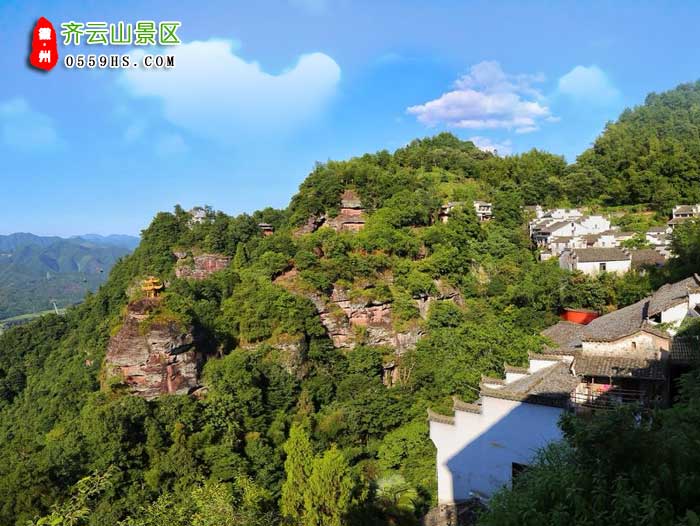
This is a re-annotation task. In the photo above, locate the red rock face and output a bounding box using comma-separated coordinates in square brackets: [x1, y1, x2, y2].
[105, 299, 200, 399]
[175, 253, 232, 280]
[327, 209, 367, 232]
[308, 286, 422, 352]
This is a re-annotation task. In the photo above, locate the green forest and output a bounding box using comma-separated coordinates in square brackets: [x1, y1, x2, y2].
[1, 82, 700, 526]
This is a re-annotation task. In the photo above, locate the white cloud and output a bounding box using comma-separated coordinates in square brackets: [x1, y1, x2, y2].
[0, 98, 60, 152]
[468, 136, 512, 156]
[407, 61, 552, 134]
[121, 39, 341, 142]
[557, 65, 619, 104]
[155, 133, 189, 157]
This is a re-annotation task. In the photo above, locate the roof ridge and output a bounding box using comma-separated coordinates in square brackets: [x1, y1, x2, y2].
[480, 374, 506, 385]
[452, 396, 482, 414]
[504, 364, 529, 374]
[427, 408, 455, 425]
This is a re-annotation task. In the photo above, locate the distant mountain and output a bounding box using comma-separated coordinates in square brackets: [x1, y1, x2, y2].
[0, 233, 139, 319]
[71, 234, 140, 250]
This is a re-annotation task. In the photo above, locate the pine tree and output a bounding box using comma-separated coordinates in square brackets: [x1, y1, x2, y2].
[280, 423, 314, 524]
[302, 446, 358, 526]
[233, 242, 249, 269]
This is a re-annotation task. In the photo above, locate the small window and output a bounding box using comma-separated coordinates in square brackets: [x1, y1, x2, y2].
[600, 262, 607, 271]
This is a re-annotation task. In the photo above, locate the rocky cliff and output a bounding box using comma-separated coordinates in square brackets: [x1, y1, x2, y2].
[174, 252, 232, 280]
[104, 298, 200, 399]
[275, 268, 464, 356]
[305, 285, 422, 352]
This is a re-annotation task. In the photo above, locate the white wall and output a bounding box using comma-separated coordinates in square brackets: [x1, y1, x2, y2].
[579, 216, 611, 233]
[660, 302, 690, 326]
[576, 259, 630, 275]
[430, 397, 563, 503]
[581, 331, 669, 355]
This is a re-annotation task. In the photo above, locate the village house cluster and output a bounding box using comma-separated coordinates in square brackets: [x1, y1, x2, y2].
[527, 205, 700, 276]
[429, 273, 700, 507]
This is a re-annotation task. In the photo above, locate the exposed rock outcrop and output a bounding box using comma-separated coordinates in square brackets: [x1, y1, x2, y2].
[310, 285, 423, 353]
[294, 214, 327, 236]
[104, 298, 200, 399]
[175, 253, 232, 280]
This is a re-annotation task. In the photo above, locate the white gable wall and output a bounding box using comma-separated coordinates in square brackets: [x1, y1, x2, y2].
[575, 259, 631, 275]
[430, 397, 564, 503]
[660, 302, 691, 326]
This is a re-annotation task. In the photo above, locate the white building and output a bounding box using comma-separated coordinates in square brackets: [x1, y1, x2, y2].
[439, 201, 493, 223]
[646, 226, 670, 245]
[429, 274, 700, 505]
[188, 206, 208, 224]
[559, 247, 631, 275]
[530, 210, 611, 256]
[672, 204, 700, 219]
[429, 358, 572, 502]
[473, 201, 493, 222]
[668, 204, 700, 231]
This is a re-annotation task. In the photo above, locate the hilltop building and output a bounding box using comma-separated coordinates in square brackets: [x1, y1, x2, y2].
[473, 201, 493, 222]
[668, 204, 700, 230]
[188, 207, 208, 224]
[429, 274, 700, 504]
[258, 223, 274, 236]
[141, 276, 164, 298]
[439, 201, 493, 223]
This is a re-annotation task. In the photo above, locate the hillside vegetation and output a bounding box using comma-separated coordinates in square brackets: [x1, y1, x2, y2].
[0, 82, 699, 526]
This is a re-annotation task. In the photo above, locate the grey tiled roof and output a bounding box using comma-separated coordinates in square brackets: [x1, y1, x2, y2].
[668, 217, 692, 225]
[581, 299, 653, 342]
[674, 205, 698, 215]
[631, 249, 666, 269]
[573, 247, 630, 263]
[481, 362, 579, 408]
[573, 355, 667, 380]
[541, 321, 586, 352]
[578, 275, 698, 342]
[670, 337, 700, 363]
[541, 220, 573, 233]
[647, 274, 700, 316]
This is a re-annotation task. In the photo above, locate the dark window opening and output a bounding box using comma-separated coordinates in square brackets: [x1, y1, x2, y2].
[512, 462, 529, 481]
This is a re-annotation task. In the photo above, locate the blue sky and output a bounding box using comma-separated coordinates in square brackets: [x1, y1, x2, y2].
[1, 0, 698, 236]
